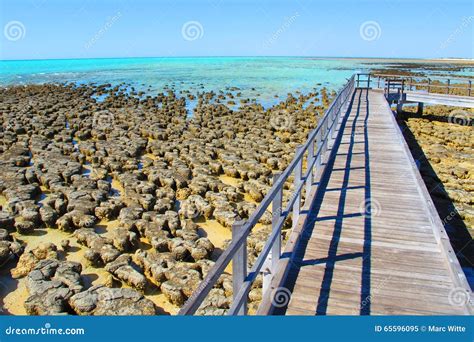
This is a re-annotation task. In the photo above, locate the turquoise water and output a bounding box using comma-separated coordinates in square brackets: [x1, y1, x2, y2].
[0, 57, 472, 107]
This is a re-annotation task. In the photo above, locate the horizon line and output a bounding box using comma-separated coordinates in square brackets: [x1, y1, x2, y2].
[1, 55, 473, 63]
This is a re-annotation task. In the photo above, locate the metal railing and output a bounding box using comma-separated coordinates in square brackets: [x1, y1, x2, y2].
[371, 73, 473, 96]
[356, 73, 371, 88]
[179, 75, 356, 315]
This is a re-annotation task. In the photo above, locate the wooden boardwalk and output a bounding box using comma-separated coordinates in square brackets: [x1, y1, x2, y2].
[180, 76, 472, 317]
[271, 89, 471, 315]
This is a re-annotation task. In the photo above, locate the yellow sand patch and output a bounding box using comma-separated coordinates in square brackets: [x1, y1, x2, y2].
[143, 153, 157, 160]
[196, 218, 231, 251]
[219, 175, 241, 188]
[2, 277, 28, 315]
[0, 195, 6, 208]
[219, 175, 258, 203]
[94, 219, 121, 239]
[143, 287, 179, 315]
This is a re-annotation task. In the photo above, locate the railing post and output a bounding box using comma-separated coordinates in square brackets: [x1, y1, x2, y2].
[232, 221, 247, 315]
[262, 173, 283, 296]
[316, 129, 323, 167]
[446, 79, 450, 94]
[321, 118, 328, 161]
[356, 74, 360, 88]
[468, 80, 471, 97]
[427, 78, 431, 93]
[292, 146, 303, 229]
[417, 102, 424, 116]
[367, 74, 371, 88]
[330, 111, 337, 140]
[322, 116, 328, 138]
[331, 97, 343, 139]
[330, 98, 338, 126]
[306, 140, 314, 197]
[396, 80, 404, 115]
[271, 173, 282, 272]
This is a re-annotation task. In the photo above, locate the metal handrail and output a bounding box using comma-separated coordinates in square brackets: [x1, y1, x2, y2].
[372, 73, 474, 82]
[371, 74, 473, 96]
[178, 75, 356, 315]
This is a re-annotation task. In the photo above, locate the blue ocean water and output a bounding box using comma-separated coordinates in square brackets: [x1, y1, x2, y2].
[0, 57, 472, 107]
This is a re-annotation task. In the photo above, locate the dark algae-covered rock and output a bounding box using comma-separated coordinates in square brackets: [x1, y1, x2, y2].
[0, 81, 331, 315]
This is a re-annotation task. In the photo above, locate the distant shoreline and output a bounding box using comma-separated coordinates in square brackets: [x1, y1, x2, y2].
[306, 57, 474, 64]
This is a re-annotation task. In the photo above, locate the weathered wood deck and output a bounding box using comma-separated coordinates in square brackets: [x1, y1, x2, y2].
[270, 88, 471, 315]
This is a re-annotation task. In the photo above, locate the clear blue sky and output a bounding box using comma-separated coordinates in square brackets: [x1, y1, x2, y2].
[1, 0, 473, 60]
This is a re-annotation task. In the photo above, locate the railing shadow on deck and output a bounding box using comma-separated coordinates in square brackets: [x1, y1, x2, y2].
[272, 88, 374, 315]
[397, 116, 474, 289]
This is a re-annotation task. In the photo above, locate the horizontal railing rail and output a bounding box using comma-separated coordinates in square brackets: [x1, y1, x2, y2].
[370, 73, 473, 96]
[372, 73, 474, 82]
[178, 75, 356, 315]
